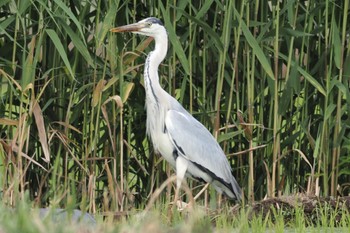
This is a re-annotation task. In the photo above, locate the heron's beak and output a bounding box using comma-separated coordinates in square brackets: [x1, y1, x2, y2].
[110, 22, 147, 33]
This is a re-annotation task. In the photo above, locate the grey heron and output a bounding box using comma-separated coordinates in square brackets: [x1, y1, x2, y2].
[111, 17, 242, 201]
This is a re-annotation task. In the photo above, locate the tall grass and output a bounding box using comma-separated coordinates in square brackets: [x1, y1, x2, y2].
[1, 199, 349, 232]
[0, 0, 349, 215]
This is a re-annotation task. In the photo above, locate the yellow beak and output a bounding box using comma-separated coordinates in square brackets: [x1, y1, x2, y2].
[110, 22, 147, 33]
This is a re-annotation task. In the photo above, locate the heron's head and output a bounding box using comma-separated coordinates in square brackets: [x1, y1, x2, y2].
[110, 17, 166, 39]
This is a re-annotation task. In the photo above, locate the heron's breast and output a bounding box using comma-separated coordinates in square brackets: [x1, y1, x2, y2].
[146, 105, 176, 167]
[156, 132, 176, 167]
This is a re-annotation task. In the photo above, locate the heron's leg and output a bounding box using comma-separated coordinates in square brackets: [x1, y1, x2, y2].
[174, 156, 188, 209]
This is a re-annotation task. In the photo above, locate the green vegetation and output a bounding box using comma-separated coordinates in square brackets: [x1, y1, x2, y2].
[0, 197, 350, 232]
[0, 0, 349, 230]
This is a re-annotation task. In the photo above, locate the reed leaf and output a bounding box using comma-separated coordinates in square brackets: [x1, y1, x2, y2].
[0, 0, 349, 213]
[46, 29, 75, 81]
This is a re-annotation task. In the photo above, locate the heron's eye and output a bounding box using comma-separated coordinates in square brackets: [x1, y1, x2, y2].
[147, 22, 152, 27]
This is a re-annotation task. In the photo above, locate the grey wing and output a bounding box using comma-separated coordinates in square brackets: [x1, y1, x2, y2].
[165, 109, 240, 197]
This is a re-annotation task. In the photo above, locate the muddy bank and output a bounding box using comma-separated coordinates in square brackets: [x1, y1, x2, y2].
[242, 195, 350, 225]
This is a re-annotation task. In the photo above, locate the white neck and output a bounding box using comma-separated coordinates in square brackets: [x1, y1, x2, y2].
[144, 32, 168, 100]
[153, 34, 168, 63]
[144, 30, 169, 143]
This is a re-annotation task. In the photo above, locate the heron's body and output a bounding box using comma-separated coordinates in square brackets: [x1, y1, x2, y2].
[111, 17, 241, 200]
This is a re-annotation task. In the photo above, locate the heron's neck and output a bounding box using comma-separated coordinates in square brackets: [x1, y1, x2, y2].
[153, 36, 167, 64]
[144, 35, 168, 101]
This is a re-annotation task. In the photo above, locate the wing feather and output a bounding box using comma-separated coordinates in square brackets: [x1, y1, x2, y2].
[165, 109, 233, 184]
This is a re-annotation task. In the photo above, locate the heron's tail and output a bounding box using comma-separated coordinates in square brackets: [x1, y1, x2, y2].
[229, 175, 242, 201]
[212, 175, 242, 201]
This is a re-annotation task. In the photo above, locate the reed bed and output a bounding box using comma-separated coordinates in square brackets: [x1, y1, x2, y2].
[0, 0, 349, 220]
